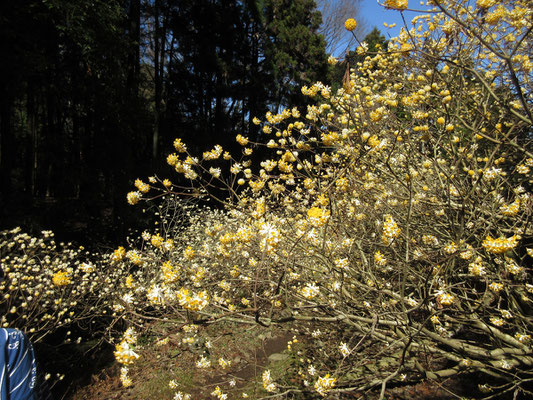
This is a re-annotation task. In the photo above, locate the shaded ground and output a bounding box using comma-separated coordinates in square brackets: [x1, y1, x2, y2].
[35, 339, 116, 400]
[58, 321, 523, 400]
[69, 322, 295, 400]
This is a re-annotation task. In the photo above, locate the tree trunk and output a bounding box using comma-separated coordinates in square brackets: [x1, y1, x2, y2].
[0, 88, 14, 208]
[152, 0, 161, 164]
[127, 0, 141, 95]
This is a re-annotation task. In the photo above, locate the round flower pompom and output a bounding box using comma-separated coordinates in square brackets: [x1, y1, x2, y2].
[344, 18, 357, 32]
[307, 206, 330, 228]
[52, 271, 71, 286]
[127, 191, 141, 205]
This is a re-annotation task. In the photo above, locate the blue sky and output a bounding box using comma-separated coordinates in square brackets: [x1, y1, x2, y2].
[360, 1, 427, 40]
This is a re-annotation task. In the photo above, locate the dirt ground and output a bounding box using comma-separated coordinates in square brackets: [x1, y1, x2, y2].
[48, 322, 521, 400]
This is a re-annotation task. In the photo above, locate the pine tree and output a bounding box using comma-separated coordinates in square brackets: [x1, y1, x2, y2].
[262, 0, 329, 110]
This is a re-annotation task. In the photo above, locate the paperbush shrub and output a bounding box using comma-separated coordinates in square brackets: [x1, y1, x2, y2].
[113, 0, 533, 398]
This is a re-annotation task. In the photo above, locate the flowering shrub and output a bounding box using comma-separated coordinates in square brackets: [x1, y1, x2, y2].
[120, 0, 533, 397]
[0, 227, 130, 344]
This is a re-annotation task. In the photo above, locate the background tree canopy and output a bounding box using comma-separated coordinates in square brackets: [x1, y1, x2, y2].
[0, 0, 333, 244]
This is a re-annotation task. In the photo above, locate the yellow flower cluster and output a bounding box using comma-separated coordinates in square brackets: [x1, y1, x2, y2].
[443, 242, 458, 254]
[134, 179, 150, 194]
[146, 284, 166, 305]
[262, 370, 277, 392]
[218, 357, 231, 369]
[114, 333, 139, 365]
[203, 144, 223, 160]
[124, 275, 135, 289]
[127, 191, 141, 205]
[259, 223, 281, 253]
[161, 261, 180, 283]
[112, 246, 126, 261]
[196, 355, 211, 368]
[117, 367, 132, 387]
[482, 235, 519, 254]
[515, 333, 531, 344]
[126, 250, 143, 265]
[52, 270, 71, 287]
[177, 287, 209, 311]
[327, 55, 338, 65]
[183, 246, 195, 259]
[235, 134, 249, 146]
[505, 259, 523, 275]
[437, 292, 455, 306]
[477, 0, 497, 9]
[339, 342, 350, 357]
[382, 215, 401, 243]
[307, 207, 330, 228]
[315, 374, 336, 397]
[384, 0, 408, 10]
[210, 386, 227, 400]
[167, 153, 179, 166]
[151, 233, 164, 248]
[334, 257, 349, 269]
[422, 235, 439, 246]
[489, 282, 504, 292]
[500, 199, 520, 216]
[301, 283, 320, 299]
[344, 18, 357, 31]
[173, 138, 187, 153]
[374, 251, 387, 266]
[468, 257, 486, 276]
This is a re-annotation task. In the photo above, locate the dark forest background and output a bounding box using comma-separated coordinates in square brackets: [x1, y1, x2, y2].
[0, 0, 378, 246]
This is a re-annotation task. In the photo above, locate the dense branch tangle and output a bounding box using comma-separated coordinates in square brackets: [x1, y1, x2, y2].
[118, 1, 533, 398]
